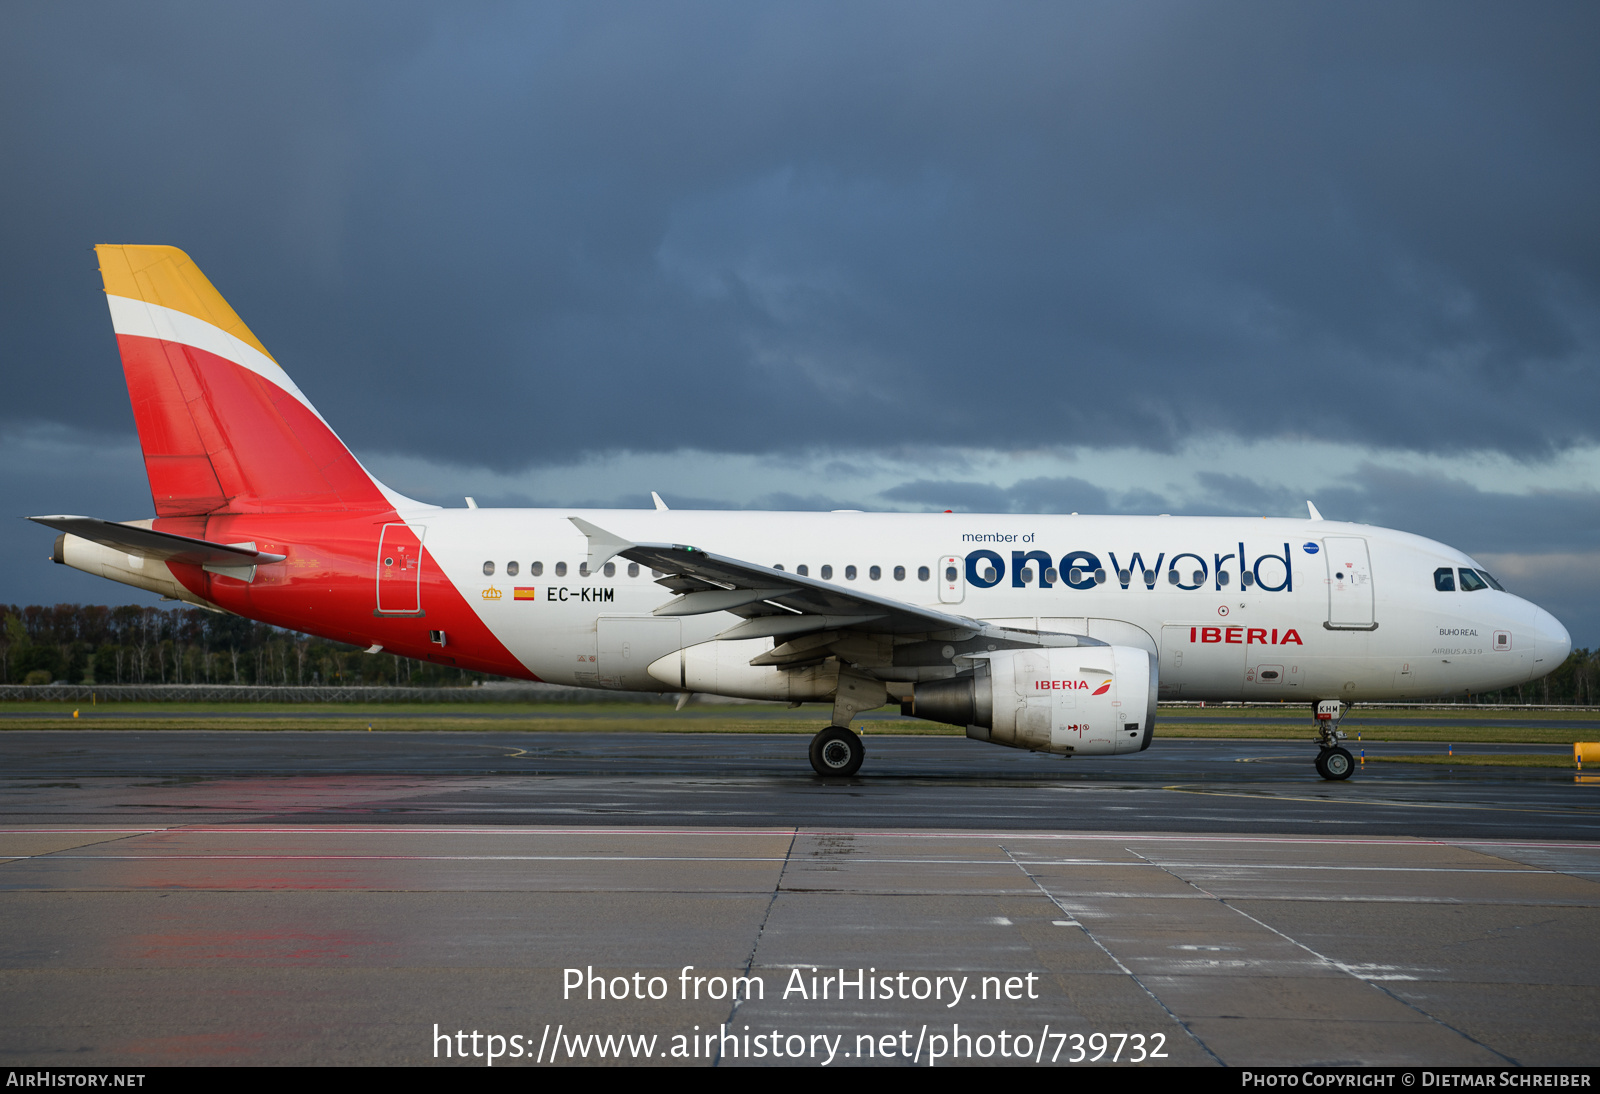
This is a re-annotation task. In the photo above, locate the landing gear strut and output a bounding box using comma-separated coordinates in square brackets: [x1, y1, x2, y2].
[1312, 699, 1354, 781]
[809, 726, 865, 777]
[808, 668, 884, 777]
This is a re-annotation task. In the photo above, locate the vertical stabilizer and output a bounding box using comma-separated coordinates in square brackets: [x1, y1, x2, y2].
[96, 245, 411, 515]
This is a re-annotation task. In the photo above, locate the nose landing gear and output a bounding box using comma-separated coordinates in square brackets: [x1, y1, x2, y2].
[1313, 699, 1355, 781]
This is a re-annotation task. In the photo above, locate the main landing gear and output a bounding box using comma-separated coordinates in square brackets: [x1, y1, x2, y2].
[809, 726, 865, 777]
[1313, 699, 1354, 781]
[807, 668, 884, 777]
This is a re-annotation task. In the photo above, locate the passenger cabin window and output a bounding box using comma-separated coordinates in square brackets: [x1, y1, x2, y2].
[1240, 571, 1254, 587]
[627, 563, 639, 577]
[579, 562, 590, 577]
[820, 565, 833, 580]
[797, 565, 809, 577]
[1458, 568, 1488, 592]
[482, 561, 495, 576]
[868, 565, 881, 580]
[602, 562, 615, 577]
[845, 565, 857, 580]
[773, 564, 785, 571]
[1044, 567, 1058, 584]
[944, 566, 957, 582]
[1434, 567, 1455, 592]
[531, 561, 544, 576]
[1020, 568, 1034, 584]
[894, 566, 906, 581]
[917, 566, 929, 581]
[506, 561, 519, 576]
[555, 562, 568, 577]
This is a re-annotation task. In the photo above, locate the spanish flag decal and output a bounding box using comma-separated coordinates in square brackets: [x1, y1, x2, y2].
[514, 587, 537, 601]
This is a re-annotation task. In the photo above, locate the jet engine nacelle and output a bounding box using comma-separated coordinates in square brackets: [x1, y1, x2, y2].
[905, 645, 1156, 755]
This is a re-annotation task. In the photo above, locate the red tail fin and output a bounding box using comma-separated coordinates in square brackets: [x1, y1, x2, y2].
[96, 245, 394, 515]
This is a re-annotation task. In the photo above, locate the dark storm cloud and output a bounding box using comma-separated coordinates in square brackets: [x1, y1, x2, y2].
[1, 2, 1596, 469]
[863, 464, 1600, 558]
[1314, 466, 1600, 557]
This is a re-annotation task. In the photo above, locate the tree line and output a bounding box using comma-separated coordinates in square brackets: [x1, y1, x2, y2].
[1, 603, 489, 688]
[0, 602, 1595, 703]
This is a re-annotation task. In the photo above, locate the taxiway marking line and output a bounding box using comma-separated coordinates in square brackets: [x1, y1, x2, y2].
[3, 827, 1600, 849]
[7, 855, 1570, 873]
[1159, 785, 1600, 818]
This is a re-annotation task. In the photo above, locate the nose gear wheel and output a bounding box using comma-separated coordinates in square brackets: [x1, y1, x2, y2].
[1316, 746, 1354, 781]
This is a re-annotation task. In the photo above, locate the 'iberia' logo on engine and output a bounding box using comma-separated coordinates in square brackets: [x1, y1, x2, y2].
[1037, 677, 1113, 696]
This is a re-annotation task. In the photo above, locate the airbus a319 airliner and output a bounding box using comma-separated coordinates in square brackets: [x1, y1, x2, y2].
[34, 246, 1572, 779]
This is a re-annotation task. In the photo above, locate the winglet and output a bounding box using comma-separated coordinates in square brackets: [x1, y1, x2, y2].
[568, 517, 636, 572]
[1306, 500, 1324, 521]
[651, 491, 670, 511]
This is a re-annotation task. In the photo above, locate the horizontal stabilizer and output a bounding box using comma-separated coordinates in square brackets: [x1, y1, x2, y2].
[28, 515, 286, 567]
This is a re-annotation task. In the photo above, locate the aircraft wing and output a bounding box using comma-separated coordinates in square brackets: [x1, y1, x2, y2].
[28, 515, 287, 567]
[570, 517, 985, 641]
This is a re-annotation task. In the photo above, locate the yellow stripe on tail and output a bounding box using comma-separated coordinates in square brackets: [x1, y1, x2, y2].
[95, 244, 276, 363]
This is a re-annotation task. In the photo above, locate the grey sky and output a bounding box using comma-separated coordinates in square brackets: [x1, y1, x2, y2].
[2, 3, 1597, 640]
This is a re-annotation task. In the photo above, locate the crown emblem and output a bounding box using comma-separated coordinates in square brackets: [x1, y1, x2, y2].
[481, 585, 502, 600]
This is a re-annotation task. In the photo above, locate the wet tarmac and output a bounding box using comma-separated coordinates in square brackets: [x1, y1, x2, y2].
[1, 732, 1596, 1067]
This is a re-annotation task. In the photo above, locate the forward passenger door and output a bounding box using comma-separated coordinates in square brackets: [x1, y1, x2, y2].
[1323, 536, 1376, 629]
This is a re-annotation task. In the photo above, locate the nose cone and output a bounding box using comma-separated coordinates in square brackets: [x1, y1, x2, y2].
[1528, 604, 1572, 679]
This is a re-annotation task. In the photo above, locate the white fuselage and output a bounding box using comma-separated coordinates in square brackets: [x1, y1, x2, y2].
[411, 508, 1571, 703]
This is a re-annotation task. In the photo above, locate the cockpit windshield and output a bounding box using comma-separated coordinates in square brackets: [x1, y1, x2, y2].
[1434, 567, 1455, 592]
[1477, 570, 1505, 591]
[1458, 568, 1489, 592]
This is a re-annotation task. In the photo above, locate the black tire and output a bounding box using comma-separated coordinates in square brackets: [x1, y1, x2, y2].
[809, 726, 864, 777]
[1316, 746, 1354, 781]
